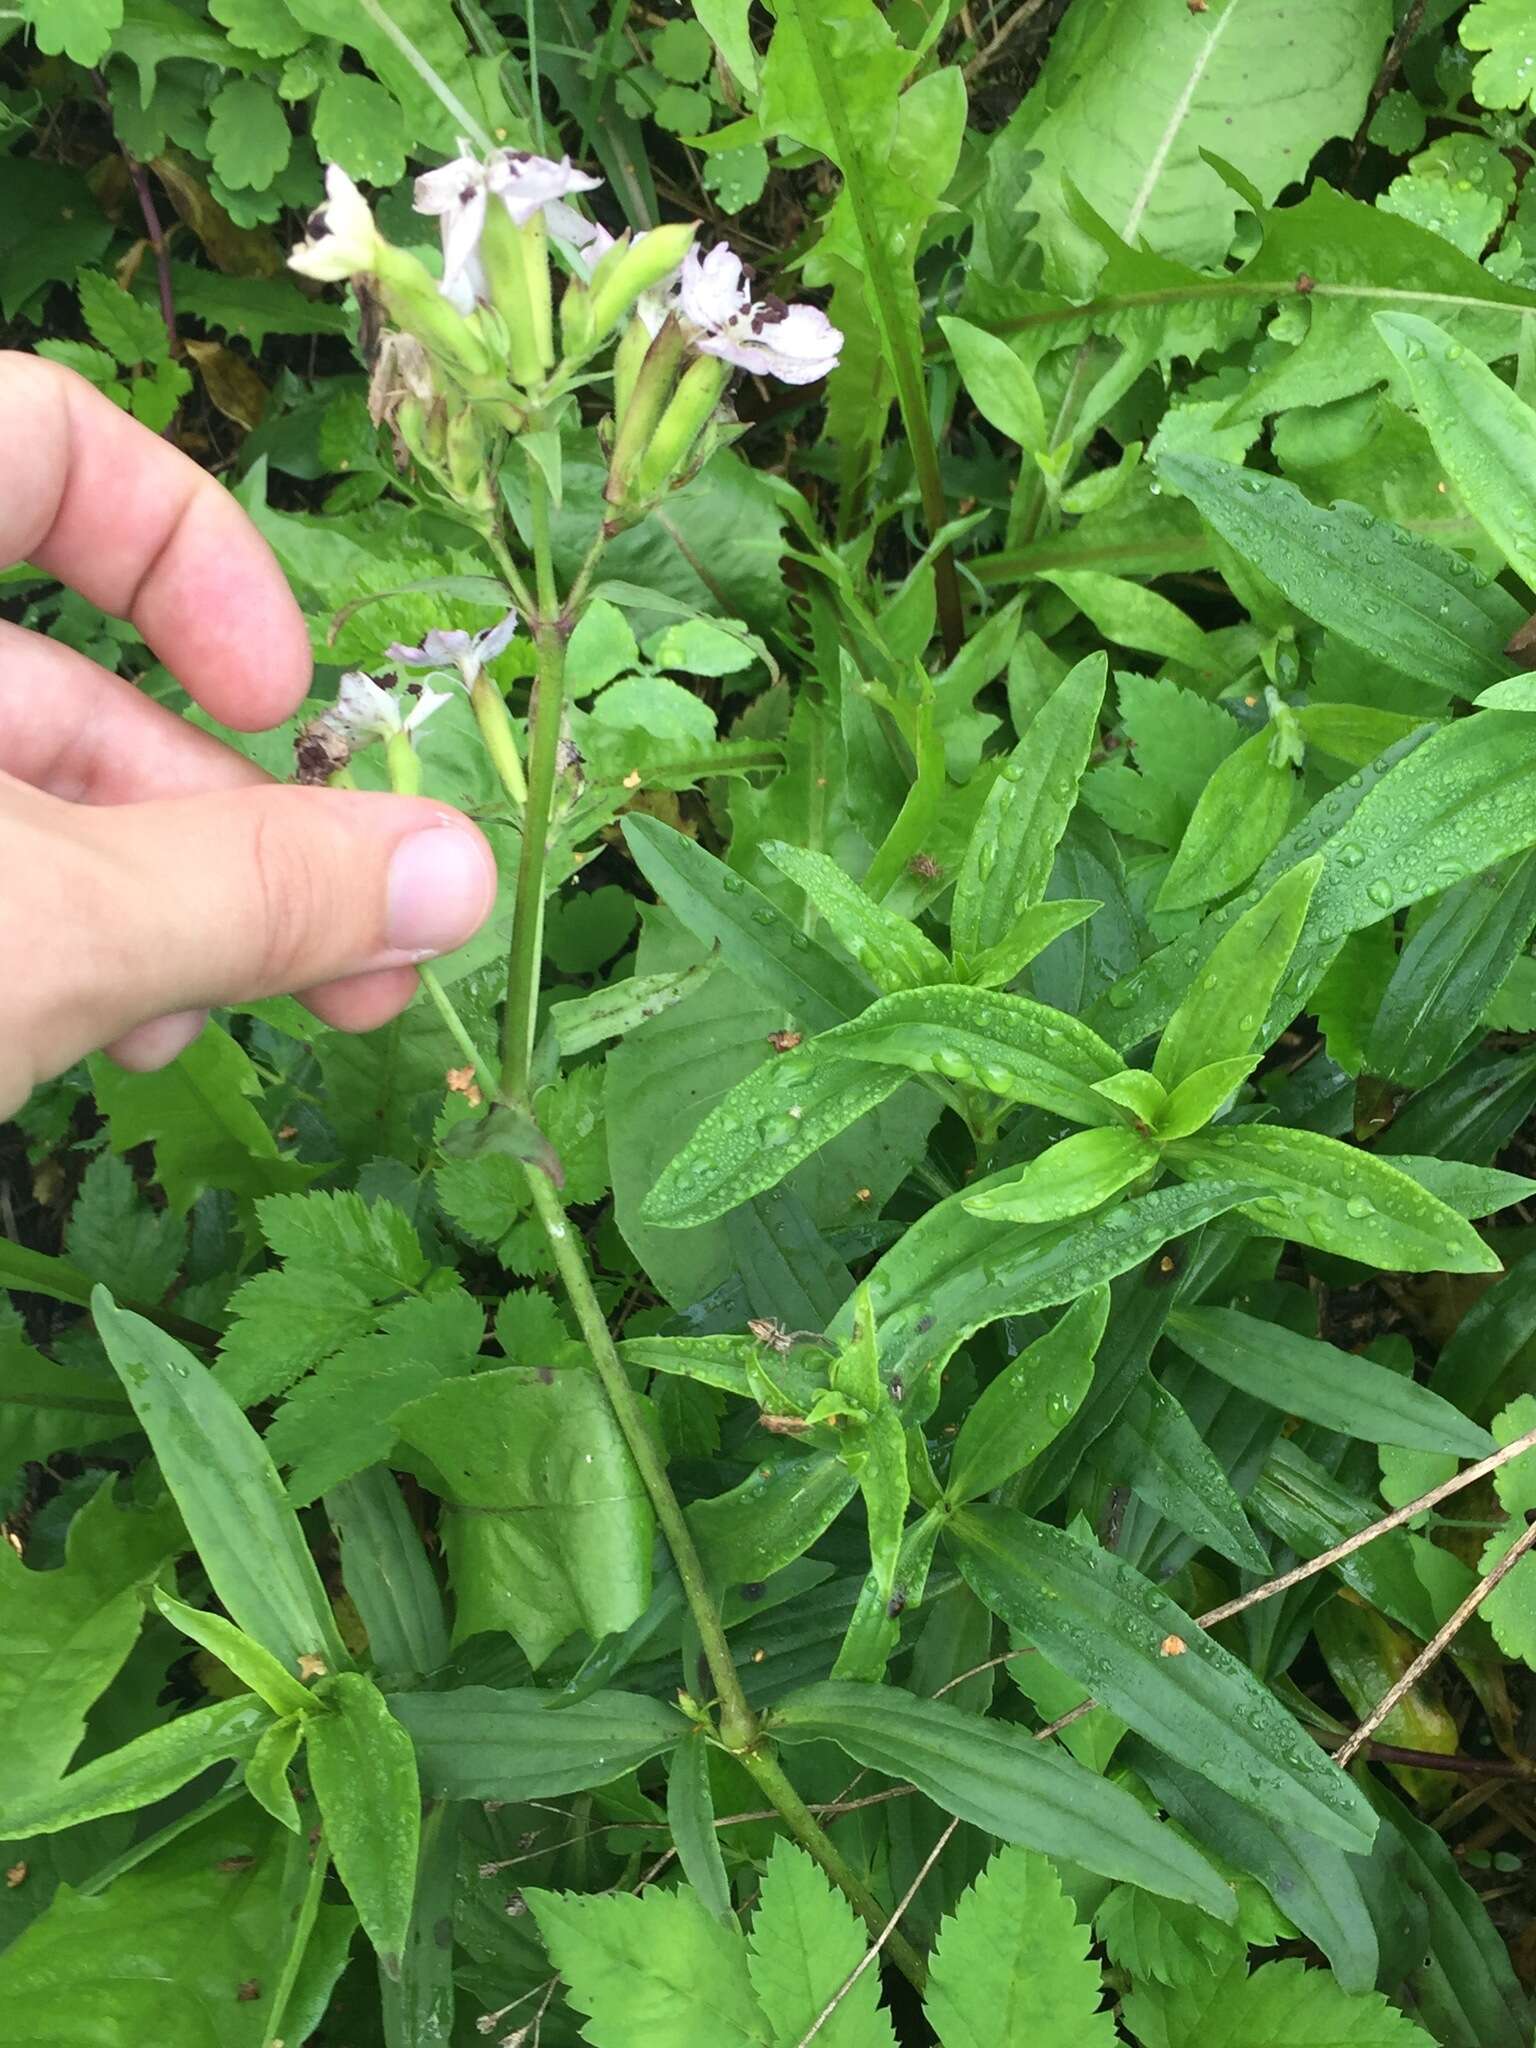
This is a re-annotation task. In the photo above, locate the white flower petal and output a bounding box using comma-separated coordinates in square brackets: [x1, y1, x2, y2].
[490, 150, 603, 228]
[332, 669, 404, 741]
[706, 301, 844, 386]
[402, 683, 456, 734]
[288, 164, 378, 281]
[678, 241, 749, 330]
[413, 154, 485, 216]
[471, 608, 520, 666]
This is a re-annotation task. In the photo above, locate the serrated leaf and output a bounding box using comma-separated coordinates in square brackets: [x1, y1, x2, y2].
[76, 266, 167, 366]
[925, 1845, 1115, 2048]
[257, 1189, 428, 1290]
[529, 1885, 768, 2046]
[64, 1151, 185, 1303]
[1124, 1955, 1428, 2048]
[953, 652, 1108, 959]
[747, 1839, 897, 2047]
[1167, 1306, 1495, 1456]
[952, 1507, 1378, 1852]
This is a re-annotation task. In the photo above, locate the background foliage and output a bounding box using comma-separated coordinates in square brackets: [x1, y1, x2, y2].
[8, 1, 1536, 2043]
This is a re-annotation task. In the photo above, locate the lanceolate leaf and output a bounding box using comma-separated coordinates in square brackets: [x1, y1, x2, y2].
[391, 1687, 686, 1799]
[1158, 451, 1520, 696]
[93, 1292, 349, 1678]
[1157, 728, 1297, 914]
[962, 1126, 1158, 1224]
[2, 1696, 274, 1837]
[826, 1178, 1258, 1423]
[946, 1287, 1110, 1504]
[952, 1507, 1378, 1852]
[1166, 1124, 1501, 1272]
[952, 651, 1109, 959]
[1167, 1306, 1495, 1456]
[1376, 311, 1536, 594]
[623, 815, 870, 1032]
[772, 1681, 1237, 1917]
[642, 1050, 903, 1227]
[306, 1674, 420, 1971]
[816, 984, 1124, 1125]
[764, 841, 950, 991]
[1105, 1376, 1270, 1572]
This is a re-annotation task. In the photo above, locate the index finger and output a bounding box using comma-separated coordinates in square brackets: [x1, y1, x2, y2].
[0, 350, 312, 731]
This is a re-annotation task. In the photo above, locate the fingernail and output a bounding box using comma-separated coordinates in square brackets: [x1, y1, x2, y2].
[104, 1010, 208, 1073]
[386, 824, 494, 960]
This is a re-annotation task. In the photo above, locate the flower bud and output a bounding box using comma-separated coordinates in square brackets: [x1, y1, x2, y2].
[478, 203, 554, 390]
[633, 353, 731, 499]
[586, 221, 696, 343]
[288, 166, 381, 281]
[372, 244, 498, 382]
[604, 316, 688, 508]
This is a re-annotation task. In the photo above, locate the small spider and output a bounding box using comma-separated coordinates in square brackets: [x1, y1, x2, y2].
[747, 1316, 828, 1353]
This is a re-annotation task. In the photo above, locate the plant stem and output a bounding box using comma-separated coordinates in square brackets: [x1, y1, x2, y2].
[739, 1745, 928, 1992]
[418, 967, 497, 1098]
[263, 1833, 330, 2048]
[522, 1168, 756, 1748]
[499, 464, 566, 1096]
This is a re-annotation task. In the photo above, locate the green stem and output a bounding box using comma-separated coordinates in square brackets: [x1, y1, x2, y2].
[523, 1168, 757, 1749]
[499, 460, 566, 1096]
[418, 967, 497, 1097]
[738, 1746, 928, 1991]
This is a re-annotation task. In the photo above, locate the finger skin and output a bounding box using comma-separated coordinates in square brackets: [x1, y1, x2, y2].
[0, 621, 273, 804]
[0, 777, 496, 1116]
[0, 351, 312, 729]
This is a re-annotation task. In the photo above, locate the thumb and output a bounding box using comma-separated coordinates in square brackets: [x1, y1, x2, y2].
[26, 783, 496, 1076]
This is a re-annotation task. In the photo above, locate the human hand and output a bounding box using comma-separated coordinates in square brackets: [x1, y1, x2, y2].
[0, 353, 497, 1119]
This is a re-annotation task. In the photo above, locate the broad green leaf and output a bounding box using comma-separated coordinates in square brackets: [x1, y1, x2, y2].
[1153, 858, 1320, 1090]
[953, 651, 1109, 959]
[1124, 1955, 1428, 2048]
[1093, 1069, 1168, 1122]
[1376, 312, 1536, 593]
[772, 1680, 1236, 1918]
[939, 317, 1046, 453]
[1041, 570, 1209, 669]
[962, 1127, 1158, 1224]
[2, 1695, 274, 1837]
[623, 815, 869, 1033]
[0, 1322, 131, 1472]
[17, 0, 122, 67]
[1166, 1125, 1501, 1272]
[153, 1589, 316, 1719]
[312, 71, 407, 185]
[206, 77, 292, 190]
[1167, 1306, 1495, 1457]
[1023, 0, 1390, 274]
[765, 841, 949, 991]
[925, 1845, 1115, 2048]
[642, 1049, 903, 1228]
[965, 899, 1101, 990]
[667, 1736, 733, 1923]
[817, 985, 1124, 1124]
[1155, 1057, 1259, 1140]
[0, 1479, 177, 1804]
[946, 1287, 1109, 1504]
[529, 1885, 770, 2048]
[92, 1292, 349, 1677]
[952, 1507, 1377, 1852]
[395, 1685, 685, 1799]
[0, 1806, 353, 2047]
[1365, 855, 1536, 1089]
[1106, 1377, 1270, 1572]
[1476, 676, 1536, 711]
[1157, 729, 1296, 913]
[245, 1714, 303, 1832]
[64, 1151, 185, 1304]
[747, 1839, 897, 2047]
[394, 1367, 651, 1667]
[828, 1178, 1257, 1424]
[1158, 452, 1520, 696]
[89, 1022, 314, 1213]
[306, 1673, 419, 1969]
[690, 1452, 860, 1582]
